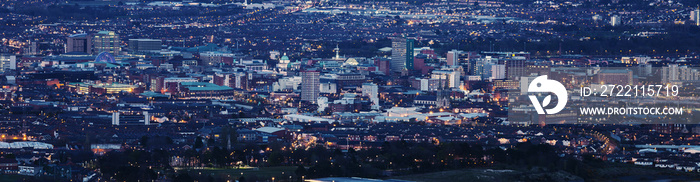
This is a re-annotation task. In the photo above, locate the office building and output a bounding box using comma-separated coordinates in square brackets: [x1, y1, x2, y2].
[66, 33, 92, 54]
[499, 58, 526, 80]
[490, 64, 506, 80]
[431, 70, 460, 88]
[446, 50, 459, 66]
[128, 39, 162, 52]
[610, 15, 621, 26]
[595, 69, 633, 85]
[446, 50, 472, 66]
[362, 83, 379, 109]
[391, 37, 415, 72]
[143, 111, 150, 125]
[662, 64, 700, 83]
[301, 69, 320, 103]
[112, 112, 120, 126]
[93, 31, 120, 55]
[694, 8, 700, 26]
[200, 51, 235, 66]
[0, 55, 16, 72]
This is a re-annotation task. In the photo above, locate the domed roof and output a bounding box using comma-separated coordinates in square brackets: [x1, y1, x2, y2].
[639, 148, 657, 153]
[685, 148, 700, 154]
[281, 55, 289, 61]
[345, 58, 358, 66]
[95, 52, 116, 63]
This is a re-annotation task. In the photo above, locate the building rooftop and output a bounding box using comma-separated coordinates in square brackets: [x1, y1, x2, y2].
[254, 127, 285, 134]
[180, 82, 233, 91]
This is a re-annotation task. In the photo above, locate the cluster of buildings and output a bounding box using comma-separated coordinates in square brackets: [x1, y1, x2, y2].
[0, 0, 700, 181]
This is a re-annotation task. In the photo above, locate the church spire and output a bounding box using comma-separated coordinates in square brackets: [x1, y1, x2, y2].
[436, 75, 450, 108]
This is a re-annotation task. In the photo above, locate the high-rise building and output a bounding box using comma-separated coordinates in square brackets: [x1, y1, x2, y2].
[519, 76, 538, 94]
[411, 78, 446, 91]
[0, 55, 16, 72]
[662, 64, 679, 84]
[112, 112, 120, 126]
[447, 50, 474, 72]
[446, 50, 459, 66]
[301, 69, 320, 103]
[694, 9, 700, 26]
[499, 58, 526, 80]
[610, 15, 621, 26]
[692, 11, 697, 23]
[406, 39, 415, 70]
[143, 111, 150, 125]
[150, 76, 164, 92]
[362, 83, 379, 109]
[93, 31, 120, 55]
[490, 64, 506, 80]
[128, 39, 162, 52]
[470, 58, 490, 76]
[391, 37, 415, 72]
[24, 41, 37, 55]
[66, 33, 92, 54]
[662, 64, 700, 83]
[376, 58, 391, 75]
[431, 70, 460, 88]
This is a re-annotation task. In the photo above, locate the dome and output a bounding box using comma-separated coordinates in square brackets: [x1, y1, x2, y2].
[639, 148, 657, 153]
[685, 148, 700, 154]
[345, 58, 358, 66]
[281, 55, 289, 61]
[95, 52, 116, 63]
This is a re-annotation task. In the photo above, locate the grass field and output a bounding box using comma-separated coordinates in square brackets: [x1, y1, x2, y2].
[0, 174, 34, 182]
[390, 163, 700, 182]
[390, 167, 581, 182]
[176, 166, 298, 181]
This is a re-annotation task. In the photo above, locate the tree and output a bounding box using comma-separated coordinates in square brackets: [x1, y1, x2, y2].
[84, 133, 92, 151]
[268, 151, 283, 166]
[174, 172, 194, 182]
[295, 165, 307, 176]
[194, 136, 203, 149]
[220, 125, 238, 149]
[140, 135, 149, 148]
[207, 138, 216, 146]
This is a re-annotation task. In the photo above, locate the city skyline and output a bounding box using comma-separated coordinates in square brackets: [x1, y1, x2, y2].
[0, 0, 700, 181]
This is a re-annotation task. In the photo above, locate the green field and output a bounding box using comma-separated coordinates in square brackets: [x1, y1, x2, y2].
[176, 166, 298, 181]
[390, 167, 580, 182]
[0, 174, 35, 182]
[390, 163, 700, 182]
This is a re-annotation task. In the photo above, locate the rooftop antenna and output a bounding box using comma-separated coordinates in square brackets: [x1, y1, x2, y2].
[335, 44, 340, 60]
